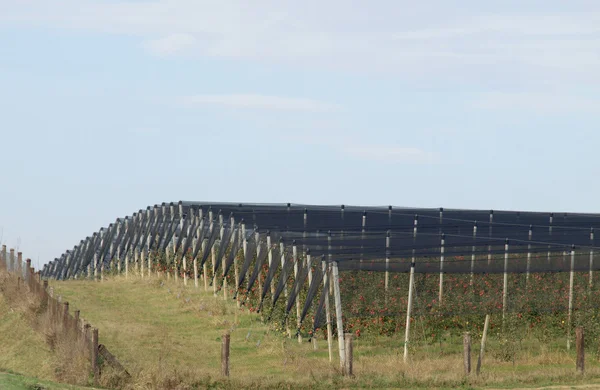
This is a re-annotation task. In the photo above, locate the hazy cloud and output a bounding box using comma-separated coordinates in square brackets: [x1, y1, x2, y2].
[142, 33, 196, 56]
[181, 94, 342, 112]
[473, 92, 600, 114]
[343, 145, 437, 164]
[2, 1, 600, 82]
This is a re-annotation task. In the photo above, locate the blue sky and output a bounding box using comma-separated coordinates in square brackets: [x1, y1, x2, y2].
[1, 0, 599, 266]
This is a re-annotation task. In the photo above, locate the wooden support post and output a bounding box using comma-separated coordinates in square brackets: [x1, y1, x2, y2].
[404, 215, 418, 363]
[576, 327, 584, 374]
[279, 239, 288, 300]
[222, 242, 228, 301]
[203, 239, 208, 291]
[84, 323, 90, 345]
[331, 261, 346, 371]
[63, 302, 70, 331]
[502, 239, 509, 324]
[463, 332, 472, 376]
[256, 230, 262, 300]
[439, 233, 445, 304]
[26, 259, 31, 284]
[212, 245, 217, 296]
[403, 263, 415, 363]
[221, 332, 230, 377]
[470, 222, 478, 286]
[183, 253, 188, 286]
[322, 260, 333, 362]
[93, 253, 98, 280]
[344, 333, 353, 377]
[548, 213, 554, 264]
[147, 247, 152, 277]
[74, 310, 80, 338]
[234, 221, 243, 307]
[568, 245, 576, 350]
[524, 225, 532, 288]
[293, 242, 302, 343]
[385, 231, 390, 302]
[92, 328, 99, 385]
[267, 233, 275, 298]
[141, 250, 145, 279]
[488, 210, 493, 265]
[193, 250, 199, 289]
[1, 245, 6, 270]
[9, 249, 15, 272]
[590, 228, 594, 291]
[476, 314, 490, 376]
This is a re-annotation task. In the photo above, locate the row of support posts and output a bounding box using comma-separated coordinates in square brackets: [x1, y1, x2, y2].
[42, 203, 596, 375]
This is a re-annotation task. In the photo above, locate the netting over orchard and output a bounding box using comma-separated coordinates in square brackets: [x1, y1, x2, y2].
[45, 202, 600, 278]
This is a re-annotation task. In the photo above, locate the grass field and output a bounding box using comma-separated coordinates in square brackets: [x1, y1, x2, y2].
[0, 371, 93, 390]
[42, 274, 600, 389]
[0, 289, 92, 390]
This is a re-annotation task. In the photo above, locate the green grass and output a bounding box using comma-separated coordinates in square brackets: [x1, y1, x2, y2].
[0, 289, 93, 389]
[0, 291, 56, 381]
[0, 371, 93, 390]
[47, 275, 600, 389]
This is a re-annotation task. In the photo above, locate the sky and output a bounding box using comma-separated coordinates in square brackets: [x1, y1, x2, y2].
[1, 0, 600, 267]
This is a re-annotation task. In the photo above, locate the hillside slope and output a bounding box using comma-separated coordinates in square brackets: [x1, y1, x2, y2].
[52, 276, 335, 389]
[51, 276, 600, 390]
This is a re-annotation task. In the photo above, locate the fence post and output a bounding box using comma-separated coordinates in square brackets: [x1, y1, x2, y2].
[84, 323, 91, 345]
[63, 302, 70, 331]
[74, 310, 80, 338]
[9, 249, 15, 272]
[344, 333, 354, 377]
[439, 233, 445, 304]
[331, 261, 346, 372]
[26, 259, 32, 285]
[463, 332, 471, 376]
[322, 260, 333, 362]
[404, 215, 418, 363]
[92, 328, 99, 384]
[221, 332, 230, 377]
[502, 239, 509, 324]
[1, 245, 6, 270]
[568, 245, 576, 350]
[476, 314, 490, 376]
[577, 327, 584, 374]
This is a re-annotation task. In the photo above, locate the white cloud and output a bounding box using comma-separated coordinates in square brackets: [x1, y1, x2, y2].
[343, 145, 436, 164]
[142, 33, 196, 56]
[2, 1, 600, 82]
[473, 92, 600, 114]
[129, 127, 161, 136]
[181, 94, 342, 112]
[279, 132, 437, 164]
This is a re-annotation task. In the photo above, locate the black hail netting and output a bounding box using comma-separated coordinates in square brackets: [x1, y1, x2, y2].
[44, 202, 600, 340]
